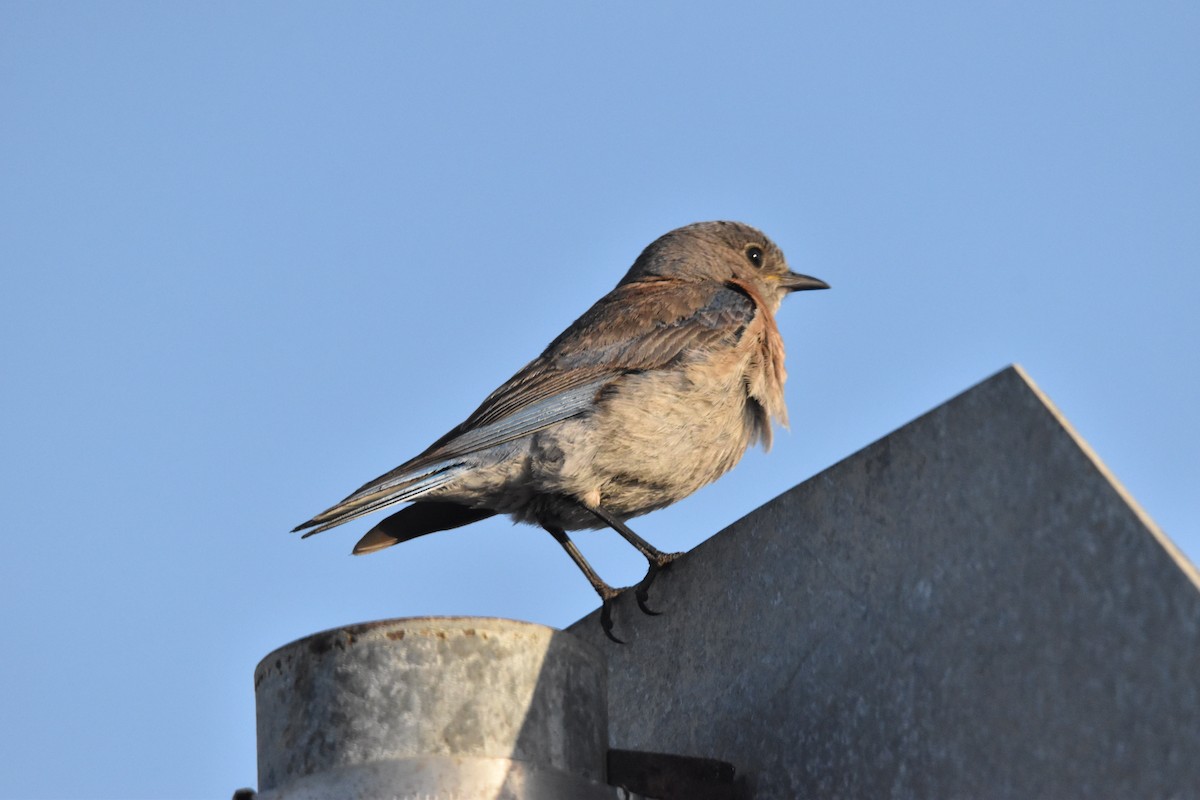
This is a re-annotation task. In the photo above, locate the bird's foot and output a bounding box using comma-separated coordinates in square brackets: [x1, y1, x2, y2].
[598, 586, 625, 644]
[634, 551, 684, 616]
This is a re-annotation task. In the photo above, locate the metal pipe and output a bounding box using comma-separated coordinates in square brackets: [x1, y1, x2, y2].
[252, 616, 613, 799]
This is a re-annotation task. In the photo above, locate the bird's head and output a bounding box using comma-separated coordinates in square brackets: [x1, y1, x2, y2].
[621, 221, 829, 311]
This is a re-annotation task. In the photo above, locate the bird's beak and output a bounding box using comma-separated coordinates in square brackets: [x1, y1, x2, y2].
[780, 271, 830, 292]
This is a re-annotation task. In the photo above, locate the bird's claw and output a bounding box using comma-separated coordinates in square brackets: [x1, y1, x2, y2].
[600, 595, 624, 644]
[594, 550, 685, 641]
[633, 551, 684, 616]
[635, 581, 661, 616]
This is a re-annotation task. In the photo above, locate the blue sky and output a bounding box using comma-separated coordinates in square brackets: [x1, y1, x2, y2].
[2, 3, 1197, 797]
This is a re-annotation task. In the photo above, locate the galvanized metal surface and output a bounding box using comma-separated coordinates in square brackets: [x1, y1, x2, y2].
[254, 617, 613, 799]
[570, 365, 1200, 798]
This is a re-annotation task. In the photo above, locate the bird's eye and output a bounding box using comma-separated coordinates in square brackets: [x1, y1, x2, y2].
[745, 245, 765, 268]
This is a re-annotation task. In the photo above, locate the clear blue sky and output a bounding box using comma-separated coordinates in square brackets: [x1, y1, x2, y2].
[2, 3, 1197, 797]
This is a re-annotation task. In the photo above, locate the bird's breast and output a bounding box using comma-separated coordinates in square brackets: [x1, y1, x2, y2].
[528, 335, 784, 523]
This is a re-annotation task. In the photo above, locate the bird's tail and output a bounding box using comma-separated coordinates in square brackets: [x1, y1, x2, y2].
[352, 501, 497, 554]
[291, 460, 466, 537]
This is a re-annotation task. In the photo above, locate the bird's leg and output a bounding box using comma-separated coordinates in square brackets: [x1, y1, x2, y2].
[544, 525, 624, 644]
[583, 504, 684, 616]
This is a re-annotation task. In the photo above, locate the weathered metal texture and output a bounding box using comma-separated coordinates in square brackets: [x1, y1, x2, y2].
[254, 617, 612, 799]
[569, 365, 1200, 798]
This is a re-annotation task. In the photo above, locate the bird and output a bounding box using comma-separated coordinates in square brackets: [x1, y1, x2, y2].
[293, 221, 828, 641]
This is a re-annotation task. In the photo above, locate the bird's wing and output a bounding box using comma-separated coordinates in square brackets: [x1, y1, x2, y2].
[453, 278, 759, 429]
[293, 375, 615, 534]
[294, 280, 757, 534]
[420, 278, 758, 461]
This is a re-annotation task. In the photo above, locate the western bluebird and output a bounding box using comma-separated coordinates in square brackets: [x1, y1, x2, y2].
[294, 221, 828, 641]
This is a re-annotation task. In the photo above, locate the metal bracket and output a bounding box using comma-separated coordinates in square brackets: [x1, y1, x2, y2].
[607, 748, 736, 799]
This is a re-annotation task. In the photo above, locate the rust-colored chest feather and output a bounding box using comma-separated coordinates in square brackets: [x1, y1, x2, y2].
[727, 277, 789, 429]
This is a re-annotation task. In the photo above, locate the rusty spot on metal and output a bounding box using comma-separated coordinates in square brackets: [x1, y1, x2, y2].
[306, 630, 358, 656]
[385, 629, 406, 641]
[307, 633, 335, 656]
